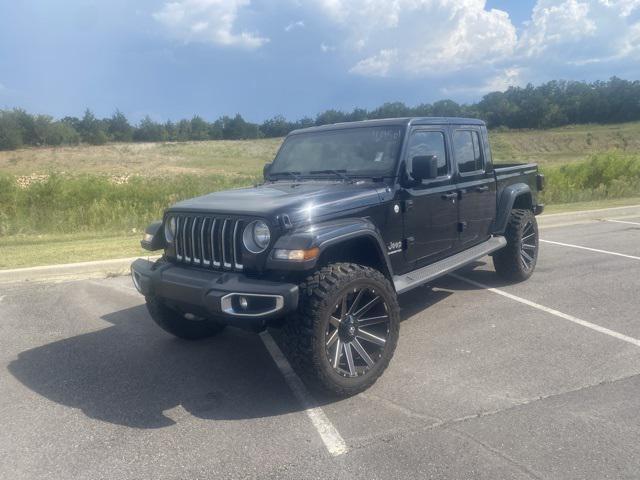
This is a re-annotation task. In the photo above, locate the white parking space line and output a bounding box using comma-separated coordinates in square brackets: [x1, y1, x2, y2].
[605, 219, 640, 226]
[260, 331, 348, 457]
[540, 239, 640, 261]
[450, 273, 640, 349]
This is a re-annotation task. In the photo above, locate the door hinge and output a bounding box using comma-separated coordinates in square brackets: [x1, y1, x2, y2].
[403, 237, 415, 249]
[457, 221, 468, 233]
[402, 200, 414, 212]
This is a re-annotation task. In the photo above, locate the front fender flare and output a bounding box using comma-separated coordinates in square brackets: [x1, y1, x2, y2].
[266, 218, 393, 275]
[141, 220, 165, 251]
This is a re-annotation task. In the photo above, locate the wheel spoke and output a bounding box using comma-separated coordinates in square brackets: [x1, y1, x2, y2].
[358, 315, 388, 327]
[326, 329, 338, 348]
[352, 338, 375, 368]
[344, 342, 356, 376]
[522, 243, 536, 250]
[356, 328, 386, 346]
[340, 296, 348, 318]
[329, 316, 341, 328]
[523, 232, 536, 241]
[354, 296, 380, 318]
[333, 339, 341, 367]
[347, 289, 365, 315]
[521, 249, 534, 263]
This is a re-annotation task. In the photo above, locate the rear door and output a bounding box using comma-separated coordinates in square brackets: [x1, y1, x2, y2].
[452, 127, 496, 247]
[401, 128, 459, 267]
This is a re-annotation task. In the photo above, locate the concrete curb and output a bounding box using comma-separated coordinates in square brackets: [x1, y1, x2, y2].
[1, 204, 638, 284]
[0, 255, 160, 285]
[538, 204, 640, 228]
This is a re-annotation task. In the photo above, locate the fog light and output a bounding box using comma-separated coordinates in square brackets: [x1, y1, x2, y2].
[239, 296, 249, 310]
[273, 247, 320, 261]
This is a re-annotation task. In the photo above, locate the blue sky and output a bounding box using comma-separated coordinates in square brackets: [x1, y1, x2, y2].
[1, 0, 638, 123]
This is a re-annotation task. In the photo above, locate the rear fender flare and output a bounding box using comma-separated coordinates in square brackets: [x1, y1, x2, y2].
[493, 184, 533, 234]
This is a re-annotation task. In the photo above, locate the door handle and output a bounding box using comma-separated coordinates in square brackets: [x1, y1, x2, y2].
[441, 192, 458, 201]
[475, 185, 489, 192]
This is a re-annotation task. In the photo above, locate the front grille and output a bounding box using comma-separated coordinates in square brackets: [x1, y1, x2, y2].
[173, 215, 245, 271]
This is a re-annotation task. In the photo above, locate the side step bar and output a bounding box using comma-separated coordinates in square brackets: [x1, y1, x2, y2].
[393, 236, 507, 294]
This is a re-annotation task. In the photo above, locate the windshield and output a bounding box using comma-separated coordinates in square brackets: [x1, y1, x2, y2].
[271, 126, 405, 177]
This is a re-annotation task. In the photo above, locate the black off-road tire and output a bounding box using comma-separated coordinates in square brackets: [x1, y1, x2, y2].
[283, 263, 400, 397]
[146, 296, 226, 340]
[493, 208, 539, 282]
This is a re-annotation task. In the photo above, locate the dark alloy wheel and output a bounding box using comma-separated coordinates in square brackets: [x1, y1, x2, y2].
[493, 208, 539, 282]
[284, 263, 400, 396]
[519, 217, 538, 271]
[325, 285, 391, 378]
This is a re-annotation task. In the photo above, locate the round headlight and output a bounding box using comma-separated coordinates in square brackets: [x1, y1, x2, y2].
[243, 220, 271, 253]
[164, 216, 176, 243]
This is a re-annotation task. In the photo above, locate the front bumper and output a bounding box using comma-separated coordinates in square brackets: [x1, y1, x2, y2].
[131, 259, 298, 330]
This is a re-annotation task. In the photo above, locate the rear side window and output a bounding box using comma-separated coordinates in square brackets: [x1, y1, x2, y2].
[407, 131, 448, 177]
[453, 130, 483, 174]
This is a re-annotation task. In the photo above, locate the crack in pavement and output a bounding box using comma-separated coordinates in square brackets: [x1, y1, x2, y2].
[347, 371, 640, 470]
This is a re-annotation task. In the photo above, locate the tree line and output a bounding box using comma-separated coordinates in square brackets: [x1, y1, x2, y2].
[1, 77, 639, 151]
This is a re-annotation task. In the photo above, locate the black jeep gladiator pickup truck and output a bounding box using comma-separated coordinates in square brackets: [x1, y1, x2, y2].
[131, 117, 544, 395]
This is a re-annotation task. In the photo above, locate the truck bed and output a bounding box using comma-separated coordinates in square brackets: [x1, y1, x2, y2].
[493, 163, 540, 204]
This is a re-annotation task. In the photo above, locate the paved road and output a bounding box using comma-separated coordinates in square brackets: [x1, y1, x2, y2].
[1, 216, 639, 479]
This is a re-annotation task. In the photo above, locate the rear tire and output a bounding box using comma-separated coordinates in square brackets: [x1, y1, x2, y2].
[284, 263, 400, 397]
[146, 296, 226, 340]
[493, 208, 539, 282]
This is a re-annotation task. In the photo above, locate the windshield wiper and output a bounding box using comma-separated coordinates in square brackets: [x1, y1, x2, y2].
[309, 169, 353, 182]
[270, 171, 303, 182]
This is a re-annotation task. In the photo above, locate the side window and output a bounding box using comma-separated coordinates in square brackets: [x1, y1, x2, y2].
[453, 130, 484, 174]
[407, 131, 448, 178]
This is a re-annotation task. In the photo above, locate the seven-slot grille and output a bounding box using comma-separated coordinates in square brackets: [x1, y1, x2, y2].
[173, 215, 245, 271]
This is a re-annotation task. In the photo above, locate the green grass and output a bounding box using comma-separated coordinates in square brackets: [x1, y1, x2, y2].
[542, 197, 640, 214]
[490, 122, 640, 166]
[2, 123, 640, 269]
[0, 138, 281, 177]
[0, 233, 147, 269]
[0, 172, 259, 236]
[539, 152, 640, 204]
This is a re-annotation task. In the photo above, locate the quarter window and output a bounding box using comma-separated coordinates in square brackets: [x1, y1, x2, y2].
[407, 131, 448, 178]
[454, 130, 484, 174]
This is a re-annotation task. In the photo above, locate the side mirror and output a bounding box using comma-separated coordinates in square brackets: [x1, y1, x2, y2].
[410, 155, 438, 181]
[263, 162, 272, 179]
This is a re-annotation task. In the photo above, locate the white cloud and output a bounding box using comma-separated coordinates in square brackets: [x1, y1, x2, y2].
[519, 0, 640, 65]
[350, 49, 397, 76]
[284, 20, 305, 32]
[153, 0, 268, 49]
[150, 0, 640, 90]
[313, 0, 517, 77]
[309, 0, 640, 88]
[320, 42, 336, 53]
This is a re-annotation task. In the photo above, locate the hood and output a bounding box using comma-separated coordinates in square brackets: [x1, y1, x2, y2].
[168, 180, 384, 224]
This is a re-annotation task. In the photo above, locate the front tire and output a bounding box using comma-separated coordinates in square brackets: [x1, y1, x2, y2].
[493, 208, 539, 282]
[284, 263, 400, 396]
[146, 296, 226, 340]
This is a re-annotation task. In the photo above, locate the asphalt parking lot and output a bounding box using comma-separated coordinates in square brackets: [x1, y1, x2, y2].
[1, 215, 639, 480]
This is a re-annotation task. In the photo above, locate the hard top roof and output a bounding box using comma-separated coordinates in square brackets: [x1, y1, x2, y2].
[288, 117, 485, 135]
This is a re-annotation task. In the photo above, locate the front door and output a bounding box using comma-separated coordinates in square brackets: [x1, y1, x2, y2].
[452, 128, 497, 247]
[402, 129, 459, 267]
